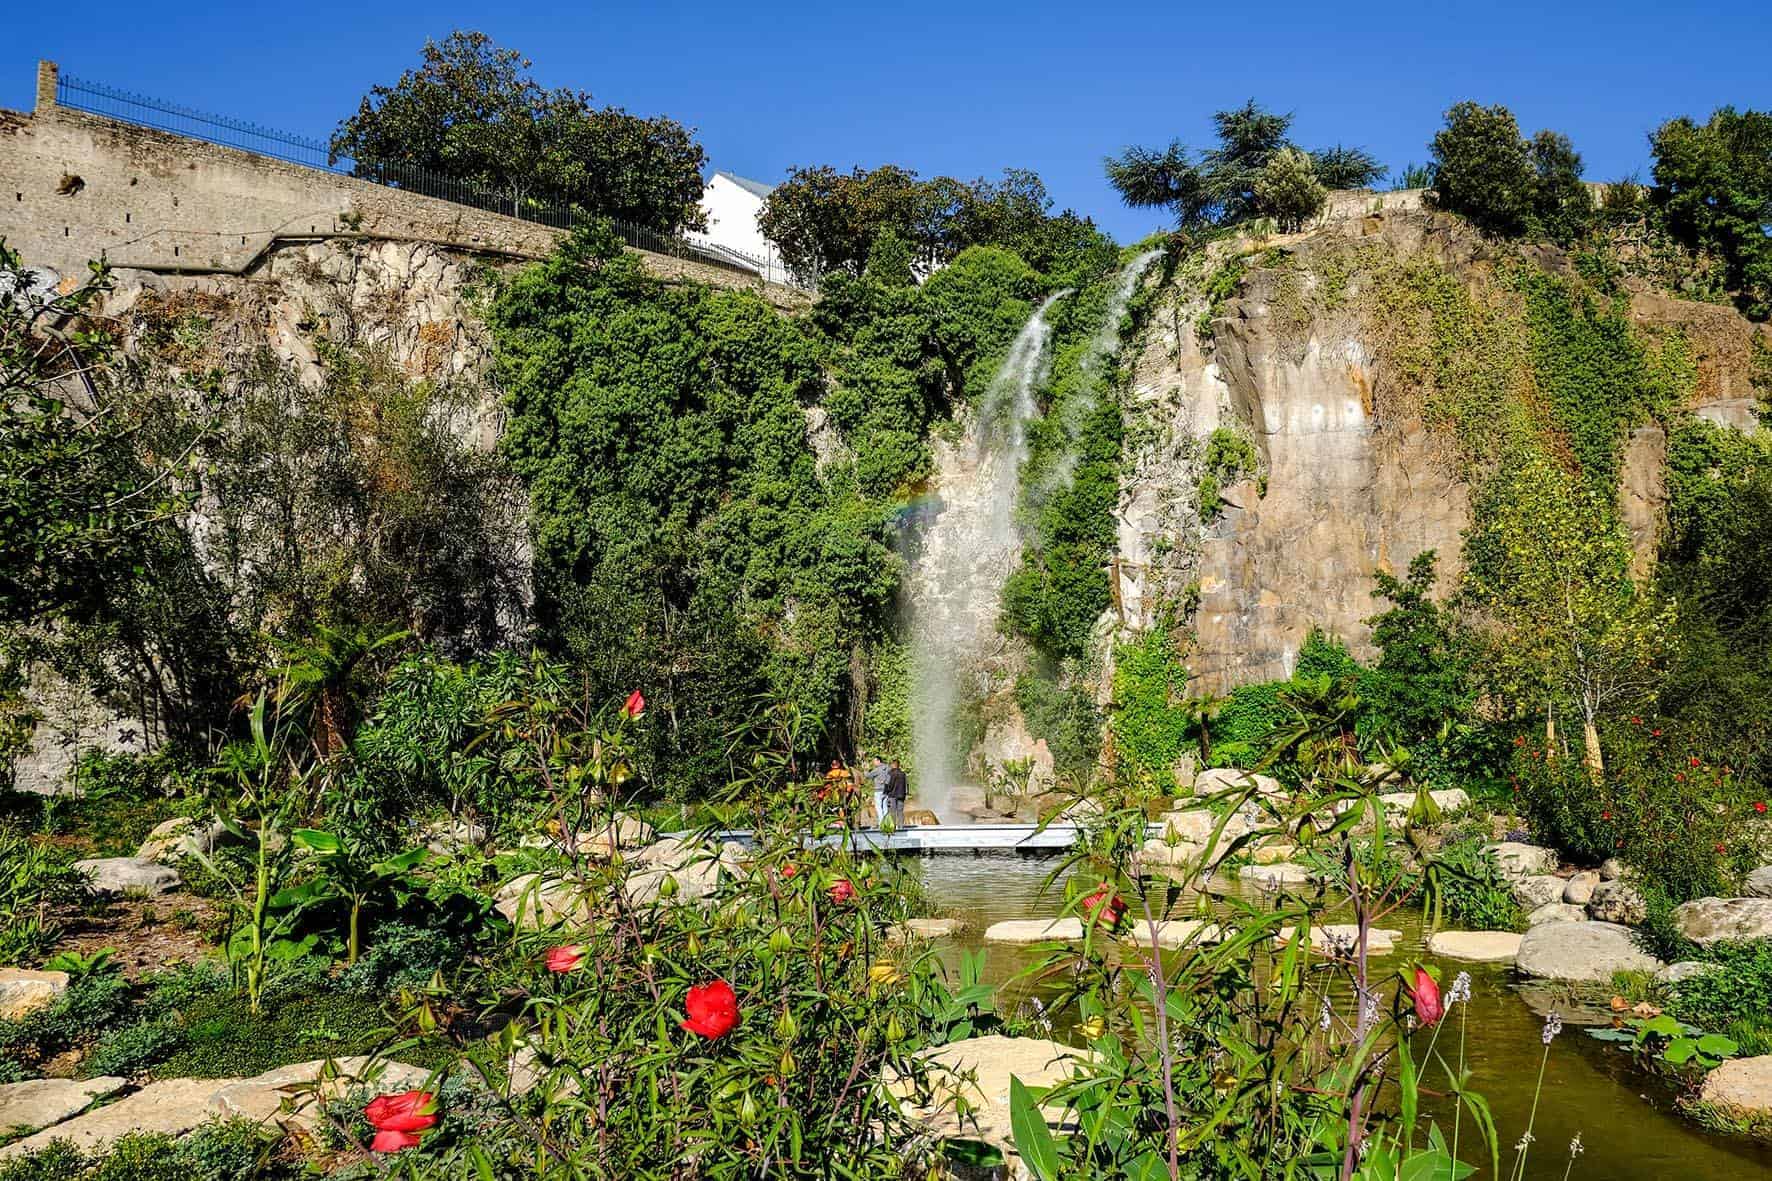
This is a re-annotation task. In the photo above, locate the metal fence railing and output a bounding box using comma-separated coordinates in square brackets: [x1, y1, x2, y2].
[54, 72, 802, 288]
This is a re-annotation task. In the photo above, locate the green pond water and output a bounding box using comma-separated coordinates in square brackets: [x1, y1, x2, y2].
[909, 855, 1772, 1181]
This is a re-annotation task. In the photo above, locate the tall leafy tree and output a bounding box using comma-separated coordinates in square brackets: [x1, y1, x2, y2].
[331, 31, 708, 234]
[1650, 107, 1772, 320]
[1429, 103, 1592, 244]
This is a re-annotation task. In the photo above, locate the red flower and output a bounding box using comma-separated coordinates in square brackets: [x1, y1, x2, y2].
[828, 879, 854, 904]
[1630, 716, 1642, 726]
[1080, 885, 1128, 929]
[1754, 802, 1767, 815]
[364, 1090, 437, 1153]
[1715, 842, 1728, 853]
[780, 862, 798, 879]
[1410, 967, 1443, 1028]
[371, 1128, 424, 1153]
[1652, 729, 1662, 737]
[1675, 773, 1686, 783]
[621, 690, 646, 718]
[545, 944, 586, 973]
[1689, 756, 1702, 768]
[681, 979, 740, 1039]
[1601, 810, 1612, 821]
[1513, 735, 1525, 747]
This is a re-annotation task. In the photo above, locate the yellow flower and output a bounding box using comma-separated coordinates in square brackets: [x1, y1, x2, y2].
[868, 963, 904, 987]
[1079, 1016, 1106, 1040]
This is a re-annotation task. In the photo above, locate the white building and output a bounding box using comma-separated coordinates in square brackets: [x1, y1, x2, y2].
[688, 170, 794, 285]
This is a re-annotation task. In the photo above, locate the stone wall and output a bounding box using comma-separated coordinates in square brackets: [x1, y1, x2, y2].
[0, 63, 807, 310]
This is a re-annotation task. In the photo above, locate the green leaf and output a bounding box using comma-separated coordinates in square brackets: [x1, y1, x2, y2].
[1696, 1033, 1739, 1058]
[1009, 1075, 1062, 1181]
[1662, 1037, 1697, 1064]
[292, 828, 343, 855]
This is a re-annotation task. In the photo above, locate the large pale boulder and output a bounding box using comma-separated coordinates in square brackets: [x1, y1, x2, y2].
[1158, 806, 1251, 846]
[983, 918, 1086, 944]
[494, 873, 592, 928]
[1239, 862, 1316, 889]
[1586, 879, 1647, 925]
[208, 1056, 433, 1129]
[1488, 842, 1557, 879]
[0, 968, 68, 1021]
[1512, 874, 1566, 910]
[1377, 788, 1469, 820]
[574, 813, 657, 857]
[135, 816, 223, 864]
[1600, 858, 1628, 881]
[72, 856, 179, 897]
[1699, 1054, 1772, 1118]
[421, 818, 486, 855]
[897, 1035, 1085, 1155]
[1562, 871, 1601, 907]
[1121, 919, 1229, 949]
[1671, 897, 1772, 945]
[1515, 921, 1662, 983]
[1527, 902, 1589, 927]
[1139, 836, 1204, 869]
[1194, 767, 1284, 801]
[1428, 930, 1522, 963]
[621, 837, 741, 906]
[1657, 960, 1719, 986]
[0, 1078, 218, 1160]
[1743, 866, 1772, 898]
[0, 1077, 125, 1136]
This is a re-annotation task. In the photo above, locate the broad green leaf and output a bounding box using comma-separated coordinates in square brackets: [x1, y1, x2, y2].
[1009, 1075, 1062, 1181]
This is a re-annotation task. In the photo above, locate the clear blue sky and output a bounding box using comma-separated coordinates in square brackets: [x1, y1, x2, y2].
[7, 1, 1769, 243]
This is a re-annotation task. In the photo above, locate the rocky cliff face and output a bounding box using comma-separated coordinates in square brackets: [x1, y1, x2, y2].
[1115, 207, 1769, 697]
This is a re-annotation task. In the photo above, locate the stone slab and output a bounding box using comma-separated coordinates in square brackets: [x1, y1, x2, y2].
[0, 1078, 218, 1160]
[1428, 930, 1522, 963]
[0, 1077, 125, 1136]
[0, 969, 68, 1021]
[1515, 921, 1662, 983]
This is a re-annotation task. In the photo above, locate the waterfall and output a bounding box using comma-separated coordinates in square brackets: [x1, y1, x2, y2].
[906, 290, 1069, 820]
[902, 248, 1161, 821]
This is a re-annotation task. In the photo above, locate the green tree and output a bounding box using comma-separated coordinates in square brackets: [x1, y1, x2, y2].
[1649, 107, 1772, 319]
[331, 31, 708, 234]
[1254, 146, 1328, 231]
[1429, 102, 1535, 236]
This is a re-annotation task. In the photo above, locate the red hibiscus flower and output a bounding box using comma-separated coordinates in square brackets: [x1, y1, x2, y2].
[828, 879, 855, 904]
[780, 862, 798, 879]
[681, 979, 740, 1039]
[1652, 729, 1662, 737]
[621, 690, 646, 718]
[365, 1090, 437, 1153]
[1630, 716, 1641, 726]
[1754, 801, 1767, 815]
[1689, 756, 1702, 768]
[1675, 773, 1686, 783]
[1601, 810, 1612, 821]
[1715, 842, 1728, 853]
[1410, 967, 1443, 1028]
[1080, 885, 1128, 929]
[545, 944, 586, 973]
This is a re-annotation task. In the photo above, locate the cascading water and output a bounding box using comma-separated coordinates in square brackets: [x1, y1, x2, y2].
[905, 290, 1069, 820]
[903, 249, 1164, 821]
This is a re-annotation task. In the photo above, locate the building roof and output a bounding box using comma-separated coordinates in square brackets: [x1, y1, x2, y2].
[715, 170, 775, 200]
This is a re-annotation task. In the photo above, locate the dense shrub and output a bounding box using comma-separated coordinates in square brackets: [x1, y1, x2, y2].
[0, 830, 90, 965]
[0, 1121, 278, 1181]
[1670, 941, 1772, 1056]
[1428, 102, 1592, 243]
[1109, 625, 1191, 791]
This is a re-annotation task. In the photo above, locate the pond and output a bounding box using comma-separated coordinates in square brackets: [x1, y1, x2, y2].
[910, 855, 1772, 1181]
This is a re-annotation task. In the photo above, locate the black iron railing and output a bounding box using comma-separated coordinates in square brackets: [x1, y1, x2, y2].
[53, 72, 799, 287]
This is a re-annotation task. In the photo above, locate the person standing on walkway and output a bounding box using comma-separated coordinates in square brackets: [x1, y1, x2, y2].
[865, 755, 893, 828]
[885, 759, 909, 829]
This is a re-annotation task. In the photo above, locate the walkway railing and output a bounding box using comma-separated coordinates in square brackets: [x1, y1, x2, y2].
[53, 72, 803, 288]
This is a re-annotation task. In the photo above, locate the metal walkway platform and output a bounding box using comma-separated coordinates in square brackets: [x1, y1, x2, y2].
[713, 822, 1157, 855]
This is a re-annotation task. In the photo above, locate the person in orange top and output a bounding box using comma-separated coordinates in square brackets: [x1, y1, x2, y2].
[819, 759, 854, 803]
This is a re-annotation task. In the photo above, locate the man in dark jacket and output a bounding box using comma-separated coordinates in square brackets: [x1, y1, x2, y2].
[885, 759, 909, 829]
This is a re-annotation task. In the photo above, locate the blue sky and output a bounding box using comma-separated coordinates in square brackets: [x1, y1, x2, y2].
[6, 1, 1768, 243]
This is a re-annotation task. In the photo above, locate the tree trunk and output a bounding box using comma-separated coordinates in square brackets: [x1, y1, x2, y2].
[1582, 720, 1604, 782]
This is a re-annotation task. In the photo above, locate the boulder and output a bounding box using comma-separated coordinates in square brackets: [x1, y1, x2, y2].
[1699, 1054, 1772, 1118]
[1527, 902, 1589, 926]
[1252, 844, 1298, 865]
[1120, 919, 1230, 949]
[421, 818, 486, 855]
[208, 1056, 433, 1130]
[72, 856, 180, 897]
[0, 1077, 125, 1136]
[1586, 879, 1647, 925]
[1488, 842, 1557, 879]
[1139, 836, 1204, 869]
[0, 1078, 218, 1161]
[1561, 871, 1601, 907]
[0, 968, 68, 1021]
[1158, 806, 1251, 846]
[1671, 897, 1772, 945]
[1600, 858, 1628, 881]
[1656, 960, 1719, 986]
[1515, 921, 1662, 983]
[622, 837, 740, 906]
[135, 817, 222, 864]
[891, 918, 962, 941]
[1428, 931, 1522, 963]
[1239, 862, 1315, 889]
[572, 813, 656, 857]
[1511, 874, 1566, 910]
[493, 873, 592, 928]
[982, 918, 1086, 944]
[1377, 788, 1469, 819]
[896, 1035, 1085, 1155]
[1743, 866, 1772, 898]
[1277, 924, 1401, 956]
[1194, 767, 1284, 801]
